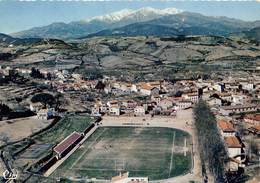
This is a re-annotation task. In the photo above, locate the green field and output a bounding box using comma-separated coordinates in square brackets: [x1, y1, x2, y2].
[53, 127, 192, 180]
[35, 114, 93, 144]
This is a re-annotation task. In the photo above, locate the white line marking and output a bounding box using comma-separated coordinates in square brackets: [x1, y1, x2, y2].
[70, 128, 107, 169]
[168, 131, 175, 177]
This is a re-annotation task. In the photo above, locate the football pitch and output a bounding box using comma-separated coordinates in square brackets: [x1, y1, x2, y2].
[52, 127, 192, 180]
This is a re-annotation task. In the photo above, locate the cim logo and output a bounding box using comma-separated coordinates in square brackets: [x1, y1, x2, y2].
[3, 169, 18, 180]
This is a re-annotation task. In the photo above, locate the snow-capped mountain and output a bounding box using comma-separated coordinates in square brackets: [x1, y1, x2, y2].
[11, 7, 260, 40]
[87, 9, 135, 23]
[88, 7, 182, 23]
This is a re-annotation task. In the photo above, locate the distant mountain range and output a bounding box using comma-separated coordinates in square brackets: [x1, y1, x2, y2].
[9, 7, 260, 40]
[0, 33, 42, 45]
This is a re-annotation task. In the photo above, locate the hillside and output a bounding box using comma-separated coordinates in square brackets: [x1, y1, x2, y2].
[1, 35, 259, 80]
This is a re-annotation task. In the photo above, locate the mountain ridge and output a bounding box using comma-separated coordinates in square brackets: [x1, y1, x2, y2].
[11, 7, 260, 40]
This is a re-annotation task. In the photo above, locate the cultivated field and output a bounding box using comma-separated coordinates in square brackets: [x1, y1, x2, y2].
[53, 127, 192, 180]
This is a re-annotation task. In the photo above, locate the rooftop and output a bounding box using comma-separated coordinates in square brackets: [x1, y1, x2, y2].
[53, 132, 82, 155]
[224, 136, 242, 148]
[244, 114, 260, 122]
[218, 120, 235, 132]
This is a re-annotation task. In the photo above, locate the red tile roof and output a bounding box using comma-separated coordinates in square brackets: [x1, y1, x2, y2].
[224, 136, 242, 148]
[244, 114, 260, 122]
[218, 120, 235, 132]
[54, 132, 82, 155]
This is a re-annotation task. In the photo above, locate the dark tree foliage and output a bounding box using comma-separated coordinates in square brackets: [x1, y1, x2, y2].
[31, 93, 55, 107]
[30, 67, 44, 79]
[95, 81, 105, 90]
[0, 103, 11, 117]
[194, 100, 228, 183]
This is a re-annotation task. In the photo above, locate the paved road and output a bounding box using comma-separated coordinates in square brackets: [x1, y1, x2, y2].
[100, 109, 202, 183]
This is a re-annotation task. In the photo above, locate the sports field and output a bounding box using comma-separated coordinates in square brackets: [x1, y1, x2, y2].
[53, 127, 192, 180]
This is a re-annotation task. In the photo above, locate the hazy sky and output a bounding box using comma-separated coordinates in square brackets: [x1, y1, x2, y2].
[1, 1, 260, 34]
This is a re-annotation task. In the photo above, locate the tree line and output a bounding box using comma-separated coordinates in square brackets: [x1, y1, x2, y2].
[194, 100, 228, 183]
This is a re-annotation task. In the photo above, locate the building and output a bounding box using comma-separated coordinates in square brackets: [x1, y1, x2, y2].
[158, 99, 173, 110]
[218, 120, 236, 137]
[139, 83, 159, 96]
[224, 136, 243, 161]
[134, 106, 146, 116]
[207, 97, 222, 107]
[244, 114, 260, 125]
[30, 102, 44, 112]
[247, 125, 260, 136]
[183, 93, 199, 103]
[53, 132, 83, 159]
[109, 105, 121, 116]
[213, 83, 225, 92]
[37, 108, 55, 120]
[219, 93, 232, 102]
[111, 172, 148, 183]
[175, 100, 193, 110]
[220, 104, 259, 116]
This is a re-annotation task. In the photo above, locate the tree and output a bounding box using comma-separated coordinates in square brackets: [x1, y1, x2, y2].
[194, 100, 228, 182]
[30, 67, 44, 79]
[31, 93, 55, 108]
[0, 103, 11, 118]
[54, 93, 68, 111]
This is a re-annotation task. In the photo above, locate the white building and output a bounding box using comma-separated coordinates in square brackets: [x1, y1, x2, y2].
[183, 93, 199, 103]
[224, 136, 243, 161]
[37, 108, 55, 120]
[219, 93, 232, 102]
[175, 100, 193, 110]
[30, 102, 44, 112]
[213, 83, 224, 92]
[207, 98, 222, 107]
[134, 106, 146, 116]
[109, 106, 121, 116]
[111, 172, 148, 183]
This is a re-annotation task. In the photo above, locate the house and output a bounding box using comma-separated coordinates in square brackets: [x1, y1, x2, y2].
[109, 105, 121, 116]
[134, 106, 146, 116]
[37, 108, 55, 120]
[219, 93, 232, 102]
[207, 97, 222, 107]
[113, 82, 132, 92]
[175, 100, 193, 110]
[232, 94, 247, 105]
[30, 102, 44, 112]
[218, 120, 236, 137]
[247, 125, 260, 136]
[151, 95, 161, 104]
[139, 84, 159, 96]
[158, 99, 173, 110]
[213, 83, 225, 92]
[91, 104, 102, 117]
[111, 172, 148, 183]
[53, 132, 83, 159]
[183, 93, 199, 103]
[240, 82, 254, 91]
[244, 114, 260, 125]
[224, 136, 243, 161]
[219, 104, 259, 116]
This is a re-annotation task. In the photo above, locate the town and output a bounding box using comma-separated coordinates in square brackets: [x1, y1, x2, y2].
[0, 63, 259, 183]
[1, 2, 260, 183]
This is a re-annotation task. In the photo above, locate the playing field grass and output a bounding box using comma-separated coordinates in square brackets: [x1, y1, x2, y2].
[53, 127, 192, 180]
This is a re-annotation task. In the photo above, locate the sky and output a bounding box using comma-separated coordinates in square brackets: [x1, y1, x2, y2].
[1, 1, 260, 34]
